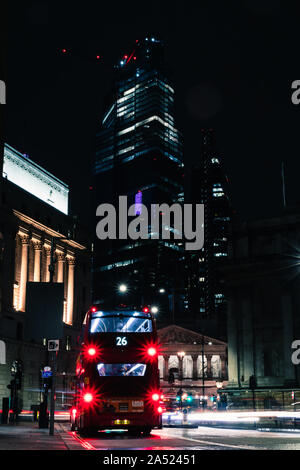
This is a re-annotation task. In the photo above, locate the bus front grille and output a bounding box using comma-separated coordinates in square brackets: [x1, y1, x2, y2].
[119, 403, 129, 411]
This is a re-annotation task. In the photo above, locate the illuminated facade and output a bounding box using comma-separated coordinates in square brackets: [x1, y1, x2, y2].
[0, 149, 91, 410]
[157, 325, 227, 399]
[3, 144, 69, 215]
[93, 37, 185, 325]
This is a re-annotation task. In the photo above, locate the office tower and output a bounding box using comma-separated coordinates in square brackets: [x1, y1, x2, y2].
[93, 37, 185, 326]
[187, 129, 232, 339]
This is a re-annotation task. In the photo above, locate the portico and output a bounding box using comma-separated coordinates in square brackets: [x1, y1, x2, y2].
[158, 325, 227, 397]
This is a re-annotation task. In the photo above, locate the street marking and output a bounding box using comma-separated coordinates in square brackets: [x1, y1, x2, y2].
[70, 431, 96, 450]
[159, 431, 268, 450]
[55, 423, 96, 450]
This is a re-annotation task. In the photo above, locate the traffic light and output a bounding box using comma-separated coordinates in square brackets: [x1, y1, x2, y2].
[11, 360, 22, 390]
[7, 379, 16, 391]
[186, 395, 193, 403]
[43, 375, 53, 392]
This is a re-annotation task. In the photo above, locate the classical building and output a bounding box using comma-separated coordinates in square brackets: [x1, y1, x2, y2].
[0, 144, 91, 411]
[223, 207, 300, 409]
[157, 325, 227, 399]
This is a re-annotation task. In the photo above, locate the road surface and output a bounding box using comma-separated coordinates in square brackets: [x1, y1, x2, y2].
[57, 423, 300, 450]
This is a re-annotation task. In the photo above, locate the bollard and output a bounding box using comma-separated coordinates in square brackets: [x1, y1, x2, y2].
[1, 397, 9, 424]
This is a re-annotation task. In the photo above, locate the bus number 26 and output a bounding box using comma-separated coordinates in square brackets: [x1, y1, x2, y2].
[116, 336, 128, 346]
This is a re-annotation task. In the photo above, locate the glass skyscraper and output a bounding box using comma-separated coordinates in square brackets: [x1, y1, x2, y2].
[187, 129, 232, 340]
[93, 37, 185, 326]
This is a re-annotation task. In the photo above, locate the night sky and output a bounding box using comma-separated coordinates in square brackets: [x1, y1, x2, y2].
[3, 1, 289, 227]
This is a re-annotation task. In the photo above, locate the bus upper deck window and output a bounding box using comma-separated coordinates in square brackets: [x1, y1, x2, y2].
[89, 312, 153, 334]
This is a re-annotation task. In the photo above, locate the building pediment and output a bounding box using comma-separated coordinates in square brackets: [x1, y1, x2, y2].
[158, 324, 226, 346]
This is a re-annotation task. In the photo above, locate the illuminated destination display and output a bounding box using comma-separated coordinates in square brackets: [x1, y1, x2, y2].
[2, 144, 69, 215]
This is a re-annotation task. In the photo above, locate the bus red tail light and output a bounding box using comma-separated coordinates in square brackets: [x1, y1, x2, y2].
[82, 343, 101, 361]
[140, 342, 160, 362]
[152, 393, 160, 401]
[87, 347, 97, 357]
[157, 406, 163, 414]
[71, 408, 77, 419]
[83, 392, 93, 403]
[147, 347, 157, 357]
[81, 386, 101, 409]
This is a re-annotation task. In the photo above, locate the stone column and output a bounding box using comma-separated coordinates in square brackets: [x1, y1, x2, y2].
[2, 226, 17, 311]
[56, 252, 65, 283]
[33, 241, 43, 282]
[192, 355, 198, 380]
[163, 355, 169, 381]
[18, 234, 30, 311]
[66, 257, 75, 324]
[178, 357, 183, 381]
[281, 289, 295, 382]
[242, 288, 254, 383]
[227, 293, 239, 387]
[44, 247, 51, 282]
[206, 354, 212, 378]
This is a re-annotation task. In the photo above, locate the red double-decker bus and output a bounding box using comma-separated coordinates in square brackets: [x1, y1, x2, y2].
[71, 307, 163, 436]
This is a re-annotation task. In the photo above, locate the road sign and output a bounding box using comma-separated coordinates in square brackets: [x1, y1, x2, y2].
[42, 371, 53, 378]
[48, 340, 59, 351]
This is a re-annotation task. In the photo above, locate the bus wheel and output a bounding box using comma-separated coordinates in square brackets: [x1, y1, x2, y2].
[80, 427, 98, 437]
[128, 427, 142, 437]
[78, 427, 91, 437]
[142, 427, 152, 437]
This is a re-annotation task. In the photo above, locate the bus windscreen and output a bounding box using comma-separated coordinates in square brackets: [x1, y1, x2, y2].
[97, 363, 147, 377]
[90, 312, 153, 333]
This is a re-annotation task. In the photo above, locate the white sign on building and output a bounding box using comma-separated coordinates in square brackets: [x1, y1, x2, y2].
[2, 144, 69, 215]
[0, 80, 6, 104]
[0, 340, 6, 364]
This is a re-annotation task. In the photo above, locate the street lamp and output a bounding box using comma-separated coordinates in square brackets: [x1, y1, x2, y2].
[159, 288, 165, 293]
[119, 284, 127, 293]
[201, 336, 206, 410]
[151, 306, 158, 314]
[177, 351, 185, 410]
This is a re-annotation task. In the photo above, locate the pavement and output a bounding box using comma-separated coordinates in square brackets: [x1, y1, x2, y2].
[0, 421, 69, 450]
